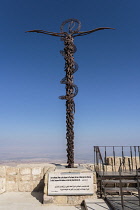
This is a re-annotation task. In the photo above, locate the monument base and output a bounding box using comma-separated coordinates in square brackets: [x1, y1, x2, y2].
[43, 165, 97, 205]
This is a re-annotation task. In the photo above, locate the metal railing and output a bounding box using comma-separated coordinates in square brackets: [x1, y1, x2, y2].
[94, 146, 140, 209]
[119, 160, 124, 209]
[136, 165, 140, 206]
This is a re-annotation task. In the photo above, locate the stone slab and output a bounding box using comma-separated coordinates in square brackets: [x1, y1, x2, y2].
[55, 165, 89, 172]
[84, 198, 111, 210]
[48, 172, 93, 195]
[0, 192, 80, 209]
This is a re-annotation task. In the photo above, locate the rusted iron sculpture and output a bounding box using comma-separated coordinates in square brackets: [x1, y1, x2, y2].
[27, 19, 114, 168]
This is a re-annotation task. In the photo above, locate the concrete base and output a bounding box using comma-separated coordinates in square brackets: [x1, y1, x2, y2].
[43, 165, 97, 205]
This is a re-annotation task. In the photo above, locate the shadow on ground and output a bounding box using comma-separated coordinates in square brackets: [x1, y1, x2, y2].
[31, 175, 45, 203]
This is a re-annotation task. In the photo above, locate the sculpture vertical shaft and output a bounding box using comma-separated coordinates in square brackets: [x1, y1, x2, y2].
[65, 35, 75, 168]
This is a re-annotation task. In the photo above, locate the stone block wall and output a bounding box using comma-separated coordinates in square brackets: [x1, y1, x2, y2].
[94, 156, 140, 172]
[106, 156, 140, 171]
[0, 164, 55, 194]
[0, 166, 6, 194]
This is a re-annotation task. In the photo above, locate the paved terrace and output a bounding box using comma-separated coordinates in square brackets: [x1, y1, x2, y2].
[0, 192, 82, 210]
[0, 192, 110, 210]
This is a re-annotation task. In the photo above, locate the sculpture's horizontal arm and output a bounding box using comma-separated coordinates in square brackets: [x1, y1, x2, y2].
[73, 27, 115, 37]
[26, 30, 65, 37]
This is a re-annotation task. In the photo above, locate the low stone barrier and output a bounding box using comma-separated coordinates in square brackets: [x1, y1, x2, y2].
[106, 156, 140, 171]
[0, 166, 5, 194]
[94, 156, 140, 172]
[0, 163, 55, 194]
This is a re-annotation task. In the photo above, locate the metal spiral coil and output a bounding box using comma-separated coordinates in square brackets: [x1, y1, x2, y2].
[59, 33, 78, 167]
[59, 36, 78, 101]
[60, 18, 81, 34]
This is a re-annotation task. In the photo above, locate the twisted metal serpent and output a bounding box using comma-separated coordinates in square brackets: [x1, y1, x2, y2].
[27, 19, 114, 168]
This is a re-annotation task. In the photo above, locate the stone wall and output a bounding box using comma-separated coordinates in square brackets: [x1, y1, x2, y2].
[0, 166, 5, 194]
[0, 163, 55, 194]
[94, 156, 140, 172]
[106, 156, 140, 171]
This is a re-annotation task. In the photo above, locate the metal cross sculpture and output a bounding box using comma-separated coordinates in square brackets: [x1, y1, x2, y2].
[27, 19, 114, 168]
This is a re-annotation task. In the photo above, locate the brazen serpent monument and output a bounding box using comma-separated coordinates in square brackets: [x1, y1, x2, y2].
[27, 19, 113, 168]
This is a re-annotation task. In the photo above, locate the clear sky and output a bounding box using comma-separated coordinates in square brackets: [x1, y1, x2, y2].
[0, 0, 140, 162]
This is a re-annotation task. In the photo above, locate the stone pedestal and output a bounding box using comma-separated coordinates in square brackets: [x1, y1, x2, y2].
[43, 165, 97, 205]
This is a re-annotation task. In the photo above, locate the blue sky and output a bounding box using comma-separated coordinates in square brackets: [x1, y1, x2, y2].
[0, 0, 140, 161]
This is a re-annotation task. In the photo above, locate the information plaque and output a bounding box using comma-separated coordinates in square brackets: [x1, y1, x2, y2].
[48, 172, 93, 195]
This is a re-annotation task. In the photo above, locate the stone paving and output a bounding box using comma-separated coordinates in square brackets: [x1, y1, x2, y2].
[84, 198, 111, 210]
[0, 192, 82, 210]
